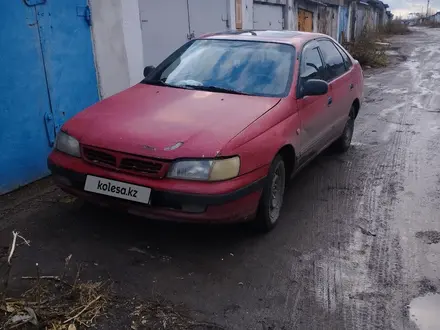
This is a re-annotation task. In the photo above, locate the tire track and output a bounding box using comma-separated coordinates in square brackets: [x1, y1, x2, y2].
[311, 30, 431, 330]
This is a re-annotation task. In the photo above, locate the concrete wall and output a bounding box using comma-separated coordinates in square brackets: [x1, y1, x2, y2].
[89, 0, 144, 99]
[285, 0, 295, 30]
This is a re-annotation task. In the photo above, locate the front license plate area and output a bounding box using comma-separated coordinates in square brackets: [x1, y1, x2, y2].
[84, 175, 151, 204]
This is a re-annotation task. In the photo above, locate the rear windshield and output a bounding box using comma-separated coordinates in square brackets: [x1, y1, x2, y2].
[143, 39, 296, 97]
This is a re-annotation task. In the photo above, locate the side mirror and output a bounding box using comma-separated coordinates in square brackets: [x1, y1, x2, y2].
[143, 65, 155, 78]
[302, 79, 328, 97]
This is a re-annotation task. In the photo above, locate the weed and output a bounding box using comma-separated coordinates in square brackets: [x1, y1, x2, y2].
[344, 28, 388, 68]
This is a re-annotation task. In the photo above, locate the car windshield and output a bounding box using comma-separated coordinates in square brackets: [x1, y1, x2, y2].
[143, 39, 295, 97]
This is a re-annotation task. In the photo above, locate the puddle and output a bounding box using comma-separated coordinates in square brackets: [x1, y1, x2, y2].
[409, 293, 440, 330]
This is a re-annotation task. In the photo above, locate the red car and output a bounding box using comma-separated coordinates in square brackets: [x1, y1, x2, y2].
[48, 30, 363, 232]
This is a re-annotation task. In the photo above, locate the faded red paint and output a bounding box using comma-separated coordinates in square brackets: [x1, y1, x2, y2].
[48, 31, 363, 223]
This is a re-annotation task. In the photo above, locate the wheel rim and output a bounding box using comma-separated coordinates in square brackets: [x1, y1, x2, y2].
[269, 163, 285, 223]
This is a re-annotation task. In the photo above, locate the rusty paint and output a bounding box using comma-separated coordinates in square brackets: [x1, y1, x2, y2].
[163, 142, 184, 151]
[142, 142, 184, 152]
[142, 145, 157, 151]
[318, 6, 338, 39]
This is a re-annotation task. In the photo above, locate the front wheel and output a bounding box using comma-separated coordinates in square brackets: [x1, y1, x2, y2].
[253, 155, 286, 232]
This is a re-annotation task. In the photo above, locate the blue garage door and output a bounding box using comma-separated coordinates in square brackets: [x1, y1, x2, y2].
[0, 0, 99, 194]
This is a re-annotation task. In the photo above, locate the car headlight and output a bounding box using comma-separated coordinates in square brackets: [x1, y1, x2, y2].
[167, 157, 240, 181]
[55, 131, 81, 157]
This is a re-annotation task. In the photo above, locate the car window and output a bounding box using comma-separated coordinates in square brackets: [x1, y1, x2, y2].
[300, 46, 325, 82]
[318, 40, 347, 81]
[144, 39, 296, 97]
[334, 42, 353, 69]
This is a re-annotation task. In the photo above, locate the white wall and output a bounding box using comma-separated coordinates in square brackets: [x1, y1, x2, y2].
[286, 0, 295, 30]
[228, 0, 237, 30]
[89, 0, 144, 99]
[121, 0, 144, 87]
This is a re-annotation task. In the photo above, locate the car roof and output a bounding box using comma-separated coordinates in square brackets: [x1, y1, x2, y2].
[200, 30, 330, 47]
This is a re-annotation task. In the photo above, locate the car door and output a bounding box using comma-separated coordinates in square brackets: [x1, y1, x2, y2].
[296, 41, 333, 159]
[334, 41, 356, 113]
[317, 39, 352, 137]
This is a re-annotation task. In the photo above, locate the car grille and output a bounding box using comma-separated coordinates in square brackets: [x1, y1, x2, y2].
[120, 158, 163, 175]
[83, 148, 116, 167]
[82, 146, 166, 178]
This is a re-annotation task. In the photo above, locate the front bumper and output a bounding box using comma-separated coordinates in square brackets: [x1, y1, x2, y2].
[48, 151, 268, 223]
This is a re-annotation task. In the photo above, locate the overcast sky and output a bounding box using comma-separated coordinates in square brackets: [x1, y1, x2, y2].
[387, 0, 438, 17]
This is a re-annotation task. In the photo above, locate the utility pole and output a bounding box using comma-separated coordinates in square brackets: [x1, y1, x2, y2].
[426, 0, 430, 16]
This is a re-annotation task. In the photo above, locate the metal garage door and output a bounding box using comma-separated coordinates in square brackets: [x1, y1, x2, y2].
[318, 6, 338, 39]
[0, 0, 98, 194]
[187, 0, 229, 39]
[253, 3, 284, 30]
[139, 0, 189, 67]
[140, 0, 229, 67]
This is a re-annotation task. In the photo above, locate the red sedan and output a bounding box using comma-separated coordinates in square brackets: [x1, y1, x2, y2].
[48, 30, 363, 232]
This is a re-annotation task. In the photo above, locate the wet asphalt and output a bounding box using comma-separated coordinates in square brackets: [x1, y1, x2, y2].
[1, 28, 440, 330]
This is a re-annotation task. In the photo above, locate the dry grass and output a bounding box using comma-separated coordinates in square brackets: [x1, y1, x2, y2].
[130, 297, 224, 330]
[344, 21, 411, 68]
[379, 21, 411, 35]
[2, 278, 112, 329]
[344, 29, 388, 68]
[421, 21, 440, 28]
[0, 232, 112, 329]
[1, 232, 223, 329]
[0, 268, 111, 330]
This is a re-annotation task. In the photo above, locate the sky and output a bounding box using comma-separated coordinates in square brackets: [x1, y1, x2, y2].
[387, 0, 439, 17]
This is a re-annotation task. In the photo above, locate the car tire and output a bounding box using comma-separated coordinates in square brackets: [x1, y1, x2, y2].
[334, 106, 355, 153]
[253, 155, 286, 233]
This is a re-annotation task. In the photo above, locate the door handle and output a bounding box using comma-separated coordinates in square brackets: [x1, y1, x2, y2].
[349, 83, 354, 90]
[328, 97, 333, 106]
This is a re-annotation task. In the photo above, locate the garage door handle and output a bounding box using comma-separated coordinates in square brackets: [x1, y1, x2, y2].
[328, 97, 333, 106]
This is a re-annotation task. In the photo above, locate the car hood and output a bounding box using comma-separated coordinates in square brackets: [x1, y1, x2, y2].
[63, 83, 281, 159]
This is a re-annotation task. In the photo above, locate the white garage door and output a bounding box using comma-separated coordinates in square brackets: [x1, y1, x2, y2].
[139, 0, 229, 67]
[253, 3, 284, 30]
[188, 0, 229, 39]
[139, 0, 189, 67]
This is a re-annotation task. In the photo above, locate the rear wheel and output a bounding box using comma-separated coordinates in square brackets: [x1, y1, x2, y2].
[334, 106, 355, 153]
[253, 155, 286, 232]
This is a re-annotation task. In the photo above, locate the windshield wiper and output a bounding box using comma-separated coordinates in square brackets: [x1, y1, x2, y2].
[142, 81, 248, 95]
[142, 79, 194, 90]
[142, 79, 170, 86]
[185, 85, 249, 95]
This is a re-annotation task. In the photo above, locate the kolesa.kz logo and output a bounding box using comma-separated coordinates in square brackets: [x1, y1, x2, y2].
[96, 180, 138, 197]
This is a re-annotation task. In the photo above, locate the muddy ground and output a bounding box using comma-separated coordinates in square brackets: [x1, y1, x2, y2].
[1, 28, 440, 329]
